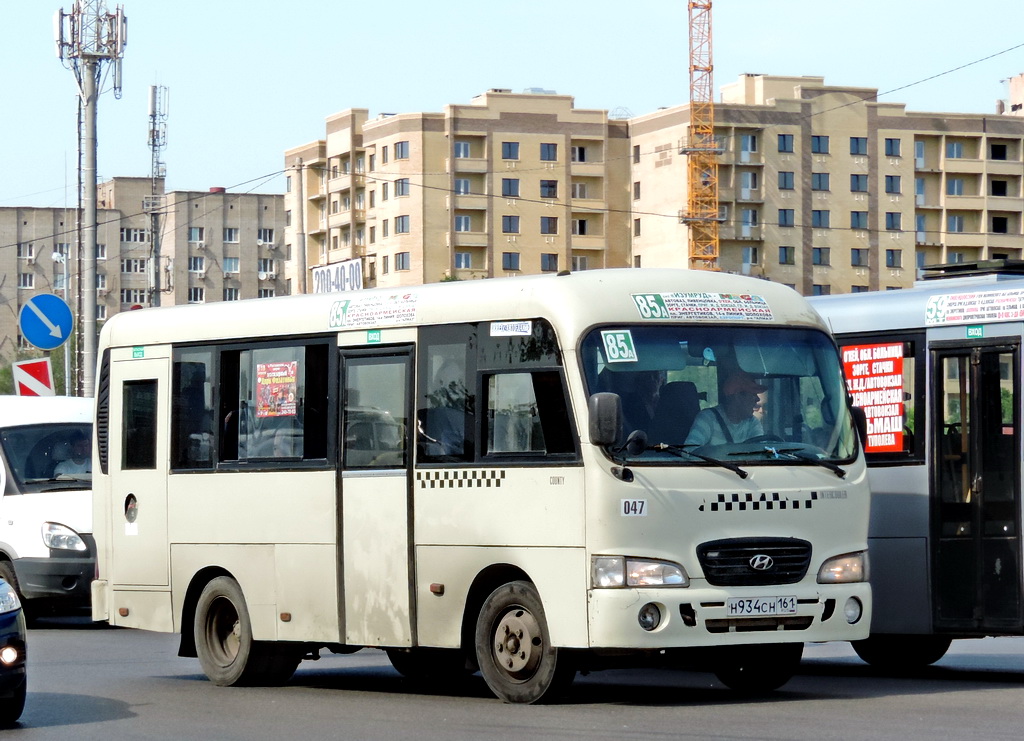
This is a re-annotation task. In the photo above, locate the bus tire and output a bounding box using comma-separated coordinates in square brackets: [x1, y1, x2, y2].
[474, 580, 574, 704]
[194, 576, 299, 687]
[713, 642, 803, 694]
[852, 634, 951, 669]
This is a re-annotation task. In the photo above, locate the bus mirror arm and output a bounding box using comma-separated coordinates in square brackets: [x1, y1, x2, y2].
[588, 392, 622, 447]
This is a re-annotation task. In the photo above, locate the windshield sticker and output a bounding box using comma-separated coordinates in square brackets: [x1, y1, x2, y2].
[632, 292, 773, 321]
[601, 330, 638, 363]
[490, 320, 533, 336]
[841, 343, 904, 453]
[329, 292, 418, 329]
[925, 288, 1024, 326]
[255, 361, 298, 418]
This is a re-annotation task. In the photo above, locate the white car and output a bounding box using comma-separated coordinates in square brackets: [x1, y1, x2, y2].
[0, 396, 94, 618]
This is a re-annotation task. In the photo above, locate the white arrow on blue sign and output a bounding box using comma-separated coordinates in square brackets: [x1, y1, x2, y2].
[19, 293, 74, 350]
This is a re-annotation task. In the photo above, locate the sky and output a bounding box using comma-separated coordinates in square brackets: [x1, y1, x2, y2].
[2, 0, 1022, 209]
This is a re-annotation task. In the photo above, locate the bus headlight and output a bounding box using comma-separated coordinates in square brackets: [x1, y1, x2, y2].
[592, 556, 689, 588]
[42, 522, 87, 552]
[817, 551, 868, 584]
[0, 580, 21, 615]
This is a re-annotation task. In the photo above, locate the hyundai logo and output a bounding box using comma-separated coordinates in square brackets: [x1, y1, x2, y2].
[749, 554, 774, 571]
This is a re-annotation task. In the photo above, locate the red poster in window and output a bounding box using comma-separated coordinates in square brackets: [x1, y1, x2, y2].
[841, 343, 904, 453]
[256, 361, 298, 418]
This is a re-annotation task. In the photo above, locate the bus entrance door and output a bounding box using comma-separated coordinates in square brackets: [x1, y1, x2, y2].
[932, 343, 1022, 632]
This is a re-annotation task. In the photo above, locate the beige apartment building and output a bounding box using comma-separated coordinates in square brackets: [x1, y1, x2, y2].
[284, 89, 632, 291]
[632, 74, 1024, 294]
[0, 177, 284, 368]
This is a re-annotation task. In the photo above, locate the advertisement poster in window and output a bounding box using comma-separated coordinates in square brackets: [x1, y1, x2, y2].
[841, 343, 904, 453]
[256, 361, 298, 418]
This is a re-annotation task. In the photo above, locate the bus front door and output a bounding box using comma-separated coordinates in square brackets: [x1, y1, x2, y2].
[932, 344, 1022, 632]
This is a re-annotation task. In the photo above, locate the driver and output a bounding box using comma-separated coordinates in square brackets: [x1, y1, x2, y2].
[54, 430, 91, 476]
[685, 370, 766, 447]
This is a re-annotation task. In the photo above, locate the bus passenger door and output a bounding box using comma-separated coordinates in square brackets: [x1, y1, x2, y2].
[339, 347, 414, 647]
[108, 355, 170, 586]
[932, 344, 1021, 632]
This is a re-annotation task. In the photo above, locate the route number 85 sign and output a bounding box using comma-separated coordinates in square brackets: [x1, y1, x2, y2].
[601, 330, 638, 363]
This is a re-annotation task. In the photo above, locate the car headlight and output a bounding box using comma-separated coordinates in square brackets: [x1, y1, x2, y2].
[817, 551, 868, 584]
[0, 579, 21, 615]
[592, 556, 689, 588]
[42, 522, 87, 552]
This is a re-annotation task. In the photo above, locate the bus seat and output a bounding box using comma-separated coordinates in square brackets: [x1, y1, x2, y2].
[648, 381, 700, 444]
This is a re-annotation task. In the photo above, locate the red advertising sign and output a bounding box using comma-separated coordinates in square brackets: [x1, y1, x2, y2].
[841, 343, 904, 453]
[255, 361, 298, 418]
[12, 358, 55, 396]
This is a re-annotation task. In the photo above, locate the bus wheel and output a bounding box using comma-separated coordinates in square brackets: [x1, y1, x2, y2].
[852, 634, 951, 669]
[194, 576, 299, 687]
[386, 647, 472, 683]
[713, 642, 803, 694]
[474, 580, 574, 704]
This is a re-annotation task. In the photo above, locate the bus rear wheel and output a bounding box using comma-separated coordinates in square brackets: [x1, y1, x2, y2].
[713, 642, 803, 694]
[852, 634, 951, 669]
[474, 580, 574, 704]
[194, 576, 300, 687]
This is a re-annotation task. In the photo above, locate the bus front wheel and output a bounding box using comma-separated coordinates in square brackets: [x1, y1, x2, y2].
[474, 580, 574, 704]
[194, 576, 300, 687]
[713, 642, 803, 694]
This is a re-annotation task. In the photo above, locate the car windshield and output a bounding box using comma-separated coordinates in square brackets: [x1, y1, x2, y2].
[0, 422, 93, 491]
[581, 325, 856, 466]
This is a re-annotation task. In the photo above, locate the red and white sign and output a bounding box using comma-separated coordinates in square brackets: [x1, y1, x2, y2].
[12, 358, 56, 397]
[841, 343, 905, 453]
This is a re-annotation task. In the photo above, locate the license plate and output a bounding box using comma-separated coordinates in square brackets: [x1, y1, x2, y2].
[726, 595, 798, 617]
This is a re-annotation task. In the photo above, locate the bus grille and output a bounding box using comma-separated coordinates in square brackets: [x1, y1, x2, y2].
[696, 537, 812, 586]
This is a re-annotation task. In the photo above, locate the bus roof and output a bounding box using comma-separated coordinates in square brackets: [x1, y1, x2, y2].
[99, 269, 827, 349]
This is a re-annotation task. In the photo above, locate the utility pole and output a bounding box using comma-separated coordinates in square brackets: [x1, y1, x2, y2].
[55, 0, 127, 397]
[146, 85, 168, 306]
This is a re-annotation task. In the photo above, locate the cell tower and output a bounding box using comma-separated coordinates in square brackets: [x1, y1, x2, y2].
[145, 85, 168, 306]
[54, 0, 127, 397]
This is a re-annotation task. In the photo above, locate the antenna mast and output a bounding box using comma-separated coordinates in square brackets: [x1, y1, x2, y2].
[55, 0, 127, 396]
[146, 85, 168, 306]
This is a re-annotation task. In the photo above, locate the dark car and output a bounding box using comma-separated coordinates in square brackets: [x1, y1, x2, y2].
[0, 577, 26, 726]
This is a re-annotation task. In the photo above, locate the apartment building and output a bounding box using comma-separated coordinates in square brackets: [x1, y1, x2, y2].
[284, 89, 632, 291]
[632, 74, 1024, 295]
[0, 177, 285, 366]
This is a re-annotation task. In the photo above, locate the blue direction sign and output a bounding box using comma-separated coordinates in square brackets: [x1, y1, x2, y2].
[19, 293, 74, 351]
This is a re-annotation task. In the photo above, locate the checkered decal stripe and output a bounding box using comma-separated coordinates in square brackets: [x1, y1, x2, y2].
[417, 470, 506, 488]
[699, 491, 820, 512]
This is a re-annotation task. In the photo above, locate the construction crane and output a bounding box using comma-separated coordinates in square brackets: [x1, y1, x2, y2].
[681, 0, 720, 270]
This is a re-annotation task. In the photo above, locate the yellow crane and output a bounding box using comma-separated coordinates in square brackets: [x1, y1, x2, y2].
[682, 0, 720, 270]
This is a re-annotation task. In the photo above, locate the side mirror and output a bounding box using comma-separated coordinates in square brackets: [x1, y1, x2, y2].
[588, 392, 621, 447]
[850, 405, 868, 444]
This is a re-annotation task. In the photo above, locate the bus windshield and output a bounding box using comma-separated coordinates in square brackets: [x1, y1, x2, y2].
[581, 325, 856, 465]
[0, 422, 93, 490]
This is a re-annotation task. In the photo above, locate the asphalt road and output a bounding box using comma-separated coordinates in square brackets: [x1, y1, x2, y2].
[10, 618, 1024, 740]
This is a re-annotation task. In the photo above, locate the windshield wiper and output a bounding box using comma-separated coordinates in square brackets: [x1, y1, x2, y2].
[739, 446, 847, 478]
[653, 443, 749, 479]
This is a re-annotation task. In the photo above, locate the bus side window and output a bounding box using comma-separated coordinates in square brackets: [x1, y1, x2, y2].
[123, 380, 158, 470]
[418, 325, 477, 463]
[484, 371, 575, 457]
[172, 350, 215, 469]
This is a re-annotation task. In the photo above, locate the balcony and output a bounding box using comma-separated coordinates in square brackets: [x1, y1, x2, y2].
[569, 235, 607, 251]
[941, 157, 985, 174]
[569, 161, 605, 178]
[453, 193, 489, 211]
[453, 231, 489, 248]
[449, 157, 489, 173]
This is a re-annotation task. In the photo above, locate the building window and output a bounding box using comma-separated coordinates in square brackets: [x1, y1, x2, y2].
[886, 249, 903, 268]
[454, 178, 470, 195]
[850, 174, 868, 192]
[741, 209, 759, 227]
[851, 248, 869, 267]
[381, 255, 389, 274]
[885, 175, 902, 194]
[572, 255, 589, 271]
[395, 178, 410, 197]
[850, 211, 869, 230]
[572, 219, 588, 236]
[223, 257, 240, 273]
[634, 218, 641, 237]
[571, 182, 588, 199]
[811, 135, 829, 154]
[502, 215, 520, 234]
[779, 245, 795, 265]
[369, 154, 376, 171]
[188, 287, 205, 304]
[454, 140, 471, 158]
[633, 145, 640, 163]
[812, 284, 831, 296]
[740, 134, 758, 153]
[992, 216, 1009, 234]
[382, 220, 389, 238]
[540, 217, 558, 235]
[395, 252, 411, 270]
[850, 137, 868, 155]
[502, 252, 520, 271]
[502, 178, 520, 198]
[811, 172, 830, 191]
[121, 288, 146, 304]
[851, 285, 869, 293]
[541, 253, 558, 272]
[258, 288, 275, 299]
[991, 143, 1008, 161]
[395, 215, 410, 234]
[886, 212, 902, 231]
[777, 209, 795, 227]
[778, 134, 794, 153]
[884, 138, 902, 157]
[992, 180, 1009, 197]
[258, 228, 274, 244]
[121, 258, 148, 273]
[257, 257, 274, 273]
[17, 243, 33, 259]
[455, 215, 471, 232]
[17, 273, 33, 289]
[540, 143, 558, 161]
[96, 305, 107, 319]
[95, 273, 107, 290]
[223, 228, 239, 243]
[502, 141, 520, 160]
[188, 256, 205, 273]
[223, 287, 239, 301]
[369, 227, 376, 244]
[96, 244, 106, 259]
[949, 251, 966, 264]
[946, 141, 963, 159]
[571, 146, 587, 162]
[947, 178, 965, 196]
[455, 252, 472, 269]
[812, 247, 831, 266]
[742, 246, 759, 265]
[394, 141, 409, 159]
[541, 180, 558, 199]
[778, 171, 794, 190]
[381, 147, 388, 165]
[121, 228, 149, 243]
[812, 210, 830, 228]
[188, 226, 204, 243]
